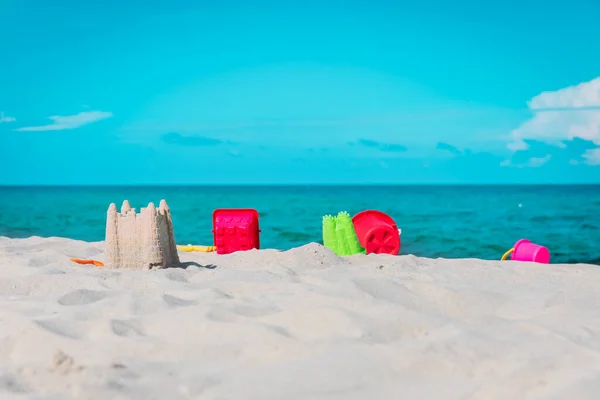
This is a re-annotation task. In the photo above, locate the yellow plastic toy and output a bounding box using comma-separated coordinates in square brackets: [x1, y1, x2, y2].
[501, 248, 514, 261]
[177, 244, 216, 253]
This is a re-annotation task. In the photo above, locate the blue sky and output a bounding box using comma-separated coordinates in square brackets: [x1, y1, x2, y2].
[1, 0, 599, 184]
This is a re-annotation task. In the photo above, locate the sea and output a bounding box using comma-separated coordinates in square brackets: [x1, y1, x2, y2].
[0, 185, 599, 265]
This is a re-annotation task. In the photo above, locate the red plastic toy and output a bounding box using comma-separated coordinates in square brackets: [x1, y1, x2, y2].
[212, 208, 261, 255]
[352, 210, 400, 255]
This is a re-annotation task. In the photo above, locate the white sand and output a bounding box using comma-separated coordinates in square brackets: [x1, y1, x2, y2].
[1, 236, 600, 400]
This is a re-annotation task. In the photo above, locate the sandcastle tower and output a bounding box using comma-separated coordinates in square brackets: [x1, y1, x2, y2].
[104, 200, 180, 270]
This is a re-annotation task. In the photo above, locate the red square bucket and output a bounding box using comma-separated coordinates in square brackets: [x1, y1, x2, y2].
[212, 208, 260, 255]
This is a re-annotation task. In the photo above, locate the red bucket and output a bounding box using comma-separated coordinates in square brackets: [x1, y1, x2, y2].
[352, 210, 400, 255]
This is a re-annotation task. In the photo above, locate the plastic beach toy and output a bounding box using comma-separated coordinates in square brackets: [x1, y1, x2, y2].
[322, 211, 365, 256]
[212, 208, 261, 255]
[501, 239, 550, 264]
[177, 245, 216, 252]
[70, 258, 104, 267]
[352, 210, 401, 255]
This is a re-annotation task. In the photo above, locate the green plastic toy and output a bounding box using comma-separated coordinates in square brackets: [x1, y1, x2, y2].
[322, 211, 365, 256]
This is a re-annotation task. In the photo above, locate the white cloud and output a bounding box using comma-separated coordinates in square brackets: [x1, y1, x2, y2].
[529, 78, 600, 109]
[508, 77, 600, 150]
[500, 154, 552, 168]
[583, 148, 600, 165]
[0, 112, 16, 123]
[526, 155, 552, 167]
[14, 111, 113, 131]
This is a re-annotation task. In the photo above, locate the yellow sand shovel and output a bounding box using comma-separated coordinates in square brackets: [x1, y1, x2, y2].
[177, 244, 216, 253]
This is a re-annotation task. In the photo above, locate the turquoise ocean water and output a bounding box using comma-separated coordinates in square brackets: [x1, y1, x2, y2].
[0, 185, 598, 265]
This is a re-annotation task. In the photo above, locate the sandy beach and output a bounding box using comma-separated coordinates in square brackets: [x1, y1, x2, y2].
[1, 236, 600, 399]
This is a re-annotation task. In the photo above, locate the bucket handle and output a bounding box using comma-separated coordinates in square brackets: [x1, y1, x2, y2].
[501, 248, 514, 261]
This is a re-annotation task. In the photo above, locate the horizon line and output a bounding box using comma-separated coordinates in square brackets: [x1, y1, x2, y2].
[1, 183, 600, 187]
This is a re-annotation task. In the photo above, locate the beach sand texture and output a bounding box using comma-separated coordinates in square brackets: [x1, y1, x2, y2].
[1, 236, 600, 399]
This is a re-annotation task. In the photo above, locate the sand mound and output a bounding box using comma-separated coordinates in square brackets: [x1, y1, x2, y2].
[1, 237, 600, 399]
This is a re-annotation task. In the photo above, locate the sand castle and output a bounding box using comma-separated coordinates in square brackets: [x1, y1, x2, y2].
[104, 200, 180, 270]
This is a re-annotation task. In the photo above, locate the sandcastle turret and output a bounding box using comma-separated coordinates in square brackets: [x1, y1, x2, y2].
[104, 200, 180, 270]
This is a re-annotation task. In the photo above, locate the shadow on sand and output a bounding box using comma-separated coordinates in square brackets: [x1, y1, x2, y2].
[175, 261, 217, 270]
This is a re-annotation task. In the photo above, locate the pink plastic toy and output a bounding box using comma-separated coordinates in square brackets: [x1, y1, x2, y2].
[352, 210, 401, 255]
[501, 239, 550, 264]
[212, 208, 261, 255]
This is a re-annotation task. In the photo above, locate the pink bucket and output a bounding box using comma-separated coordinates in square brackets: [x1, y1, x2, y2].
[511, 239, 550, 264]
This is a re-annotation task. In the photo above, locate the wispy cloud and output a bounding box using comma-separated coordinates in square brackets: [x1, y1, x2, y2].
[353, 139, 380, 148]
[435, 141, 462, 156]
[379, 143, 408, 153]
[526, 155, 552, 167]
[501, 137, 600, 167]
[161, 132, 229, 146]
[583, 148, 600, 165]
[14, 111, 113, 131]
[0, 112, 16, 123]
[508, 77, 600, 152]
[350, 138, 407, 152]
[501, 154, 552, 168]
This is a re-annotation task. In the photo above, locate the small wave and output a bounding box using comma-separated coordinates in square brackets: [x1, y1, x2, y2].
[276, 231, 314, 243]
[530, 216, 551, 223]
[563, 256, 600, 265]
[0, 226, 39, 237]
[409, 234, 439, 243]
